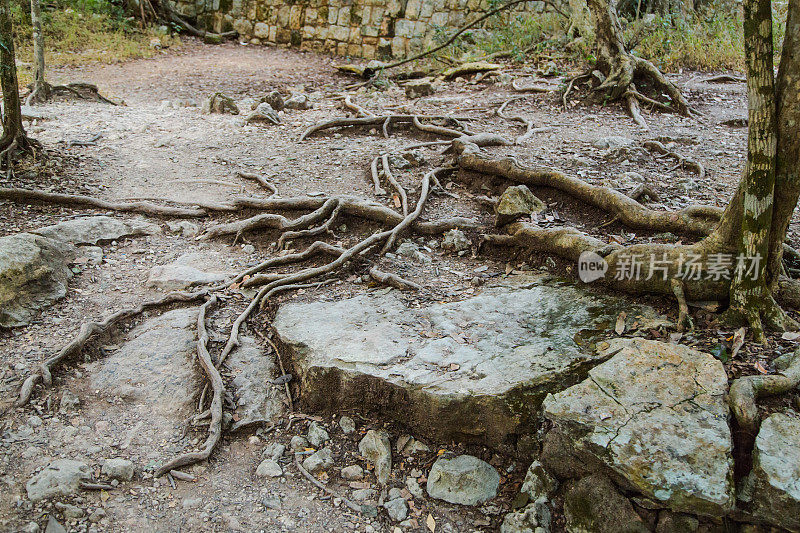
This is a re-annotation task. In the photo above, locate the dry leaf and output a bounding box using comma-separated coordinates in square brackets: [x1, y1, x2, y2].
[755, 361, 768, 374]
[426, 514, 436, 532]
[731, 327, 746, 359]
[100, 490, 110, 502]
[615, 312, 627, 335]
[393, 195, 401, 208]
[449, 363, 460, 371]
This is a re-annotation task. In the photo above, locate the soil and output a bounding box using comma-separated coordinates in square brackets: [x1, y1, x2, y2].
[0, 38, 795, 532]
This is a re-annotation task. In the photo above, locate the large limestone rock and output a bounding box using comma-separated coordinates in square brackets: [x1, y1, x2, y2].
[543, 338, 733, 517]
[0, 233, 74, 327]
[34, 216, 159, 245]
[228, 335, 282, 431]
[273, 275, 661, 452]
[742, 412, 800, 531]
[563, 474, 649, 533]
[26, 459, 90, 501]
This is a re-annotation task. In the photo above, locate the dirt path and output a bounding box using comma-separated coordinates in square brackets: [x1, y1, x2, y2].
[0, 39, 758, 532]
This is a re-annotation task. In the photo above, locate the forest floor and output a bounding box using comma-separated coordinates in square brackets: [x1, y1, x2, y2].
[0, 39, 794, 532]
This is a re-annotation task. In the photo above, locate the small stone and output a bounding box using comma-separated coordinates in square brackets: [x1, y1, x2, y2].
[27, 415, 43, 427]
[426, 454, 500, 506]
[44, 516, 66, 533]
[26, 460, 91, 502]
[341, 465, 364, 480]
[262, 494, 282, 510]
[290, 436, 309, 452]
[55, 502, 84, 519]
[166, 220, 199, 237]
[441, 229, 471, 253]
[406, 476, 424, 498]
[520, 461, 558, 501]
[285, 93, 313, 110]
[339, 416, 356, 434]
[88, 508, 106, 523]
[245, 102, 280, 125]
[592, 136, 635, 150]
[352, 488, 377, 502]
[405, 78, 435, 99]
[384, 497, 409, 522]
[241, 244, 256, 254]
[20, 522, 40, 533]
[260, 91, 285, 111]
[388, 487, 403, 500]
[495, 185, 545, 226]
[303, 447, 334, 473]
[256, 459, 283, 478]
[202, 92, 239, 114]
[81, 246, 104, 265]
[263, 442, 286, 461]
[307, 421, 330, 448]
[101, 458, 134, 481]
[359, 430, 392, 485]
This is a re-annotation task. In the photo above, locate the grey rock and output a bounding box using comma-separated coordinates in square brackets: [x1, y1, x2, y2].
[563, 474, 649, 533]
[406, 476, 424, 498]
[495, 185, 545, 226]
[359, 430, 392, 485]
[592, 136, 635, 150]
[88, 508, 106, 523]
[34, 216, 159, 245]
[341, 465, 364, 480]
[426, 454, 500, 506]
[59, 390, 80, 413]
[245, 102, 280, 125]
[79, 245, 104, 265]
[55, 502, 84, 519]
[405, 78, 435, 99]
[352, 488, 377, 502]
[440, 229, 471, 253]
[87, 308, 201, 444]
[166, 220, 199, 237]
[520, 461, 558, 501]
[339, 416, 356, 434]
[394, 241, 430, 263]
[263, 442, 286, 461]
[146, 251, 231, 291]
[285, 93, 313, 110]
[384, 497, 409, 521]
[307, 421, 330, 448]
[202, 92, 239, 114]
[501, 496, 551, 533]
[0, 233, 74, 327]
[260, 91, 285, 111]
[303, 448, 334, 473]
[262, 494, 282, 510]
[44, 516, 67, 533]
[655, 511, 699, 533]
[273, 275, 661, 451]
[228, 335, 282, 430]
[101, 458, 134, 481]
[256, 459, 283, 478]
[20, 521, 40, 533]
[290, 436, 309, 452]
[543, 338, 733, 516]
[743, 412, 800, 531]
[26, 459, 90, 502]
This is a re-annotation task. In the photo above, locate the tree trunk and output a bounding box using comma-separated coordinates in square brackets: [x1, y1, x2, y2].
[766, 0, 800, 288]
[28, 0, 50, 103]
[0, 0, 28, 154]
[725, 0, 778, 340]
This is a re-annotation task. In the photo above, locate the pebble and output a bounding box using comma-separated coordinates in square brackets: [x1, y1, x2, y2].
[255, 459, 283, 478]
[290, 436, 308, 452]
[339, 416, 356, 434]
[383, 497, 409, 522]
[341, 465, 364, 480]
[307, 421, 330, 448]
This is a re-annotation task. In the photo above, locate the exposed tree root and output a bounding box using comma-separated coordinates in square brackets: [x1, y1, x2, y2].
[643, 140, 706, 179]
[671, 278, 694, 331]
[300, 114, 473, 141]
[16, 289, 209, 406]
[236, 171, 278, 195]
[455, 147, 721, 235]
[0, 187, 207, 217]
[27, 82, 118, 106]
[156, 296, 222, 476]
[295, 455, 367, 514]
[497, 97, 555, 144]
[369, 266, 422, 290]
[369, 156, 389, 196]
[729, 346, 800, 437]
[382, 154, 409, 215]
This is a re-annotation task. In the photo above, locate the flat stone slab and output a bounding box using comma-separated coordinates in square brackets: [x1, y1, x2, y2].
[273, 275, 663, 453]
[147, 251, 231, 291]
[743, 412, 800, 531]
[34, 216, 159, 245]
[543, 338, 733, 517]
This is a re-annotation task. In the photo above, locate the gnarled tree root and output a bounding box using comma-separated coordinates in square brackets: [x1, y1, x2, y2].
[16, 289, 209, 406]
[644, 140, 706, 179]
[156, 296, 221, 476]
[729, 346, 800, 438]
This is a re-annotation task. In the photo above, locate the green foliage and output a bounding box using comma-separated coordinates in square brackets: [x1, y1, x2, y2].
[10, 0, 171, 85]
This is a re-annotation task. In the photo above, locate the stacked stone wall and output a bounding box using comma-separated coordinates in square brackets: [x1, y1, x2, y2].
[172, 0, 547, 59]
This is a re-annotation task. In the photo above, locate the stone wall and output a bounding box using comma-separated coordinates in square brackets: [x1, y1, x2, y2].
[172, 0, 545, 59]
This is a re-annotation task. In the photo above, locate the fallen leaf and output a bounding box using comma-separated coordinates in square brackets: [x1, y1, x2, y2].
[100, 490, 110, 502]
[755, 361, 768, 374]
[731, 327, 746, 358]
[449, 363, 460, 371]
[426, 514, 436, 532]
[393, 195, 401, 208]
[615, 312, 627, 335]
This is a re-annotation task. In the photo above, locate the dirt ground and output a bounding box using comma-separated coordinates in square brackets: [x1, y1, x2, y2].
[0, 38, 786, 532]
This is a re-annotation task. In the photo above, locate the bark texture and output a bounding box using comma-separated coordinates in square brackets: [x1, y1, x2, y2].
[0, 0, 28, 154]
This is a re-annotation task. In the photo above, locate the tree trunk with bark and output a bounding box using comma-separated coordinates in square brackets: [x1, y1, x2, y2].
[0, 0, 32, 161]
[27, 0, 51, 104]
